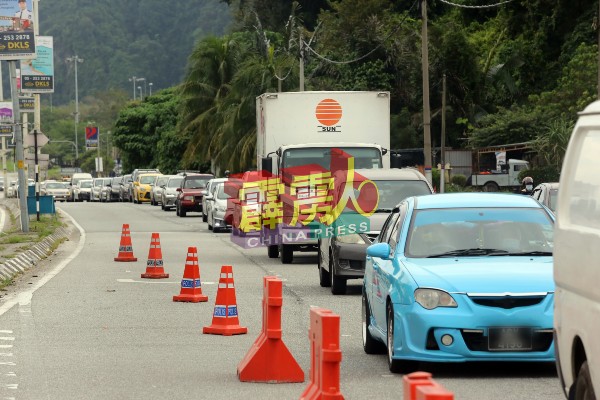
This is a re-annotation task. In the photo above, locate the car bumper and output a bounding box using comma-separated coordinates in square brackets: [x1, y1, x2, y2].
[163, 196, 177, 207]
[180, 200, 202, 212]
[213, 210, 232, 230]
[383, 294, 555, 363]
[136, 191, 151, 202]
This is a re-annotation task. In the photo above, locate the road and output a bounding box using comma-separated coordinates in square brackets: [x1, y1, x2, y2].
[0, 201, 565, 400]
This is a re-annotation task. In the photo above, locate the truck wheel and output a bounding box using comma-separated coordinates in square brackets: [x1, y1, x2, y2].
[574, 361, 596, 400]
[281, 244, 293, 264]
[267, 245, 279, 258]
[483, 182, 500, 192]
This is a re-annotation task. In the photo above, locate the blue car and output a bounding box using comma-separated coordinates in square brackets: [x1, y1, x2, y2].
[363, 193, 555, 373]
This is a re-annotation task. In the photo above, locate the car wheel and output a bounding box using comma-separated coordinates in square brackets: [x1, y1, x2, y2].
[208, 213, 213, 230]
[281, 244, 293, 264]
[363, 290, 385, 354]
[574, 361, 596, 400]
[318, 248, 331, 287]
[267, 245, 279, 259]
[330, 252, 347, 295]
[483, 182, 500, 192]
[179, 208, 187, 217]
[387, 304, 418, 374]
[161, 203, 165, 211]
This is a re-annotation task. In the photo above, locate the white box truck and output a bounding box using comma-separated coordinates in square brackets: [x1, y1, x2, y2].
[256, 91, 393, 264]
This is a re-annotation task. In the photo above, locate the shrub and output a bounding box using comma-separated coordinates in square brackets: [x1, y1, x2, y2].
[451, 174, 467, 187]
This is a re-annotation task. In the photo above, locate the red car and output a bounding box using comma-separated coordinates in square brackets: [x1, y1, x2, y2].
[175, 173, 214, 217]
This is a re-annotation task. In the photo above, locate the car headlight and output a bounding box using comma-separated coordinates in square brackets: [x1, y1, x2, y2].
[335, 233, 366, 244]
[184, 195, 194, 201]
[414, 289, 457, 310]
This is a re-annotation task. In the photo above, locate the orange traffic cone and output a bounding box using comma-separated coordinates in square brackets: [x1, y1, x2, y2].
[203, 265, 247, 336]
[114, 224, 137, 262]
[141, 233, 169, 279]
[173, 247, 208, 303]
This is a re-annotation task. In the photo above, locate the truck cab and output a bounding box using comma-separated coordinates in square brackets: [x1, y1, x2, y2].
[469, 158, 529, 192]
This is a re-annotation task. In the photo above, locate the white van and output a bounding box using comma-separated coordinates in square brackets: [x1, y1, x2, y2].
[554, 101, 600, 399]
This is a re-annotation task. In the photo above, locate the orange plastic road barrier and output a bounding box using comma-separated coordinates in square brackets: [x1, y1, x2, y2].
[237, 276, 304, 383]
[141, 233, 169, 279]
[203, 265, 247, 336]
[403, 372, 454, 400]
[173, 247, 208, 303]
[416, 385, 454, 400]
[299, 307, 343, 400]
[114, 224, 137, 262]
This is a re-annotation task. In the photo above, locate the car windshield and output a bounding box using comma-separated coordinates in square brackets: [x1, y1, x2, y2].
[140, 175, 157, 184]
[81, 181, 92, 188]
[216, 184, 230, 200]
[156, 176, 169, 186]
[406, 208, 554, 258]
[168, 177, 184, 188]
[94, 180, 103, 187]
[184, 178, 209, 188]
[374, 180, 431, 210]
[46, 182, 66, 189]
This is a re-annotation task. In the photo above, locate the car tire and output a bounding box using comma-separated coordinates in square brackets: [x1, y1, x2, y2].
[179, 208, 187, 217]
[387, 304, 419, 374]
[161, 203, 165, 211]
[574, 361, 596, 400]
[208, 213, 213, 230]
[267, 245, 279, 259]
[363, 290, 385, 354]
[281, 244, 293, 264]
[483, 182, 500, 192]
[330, 253, 346, 295]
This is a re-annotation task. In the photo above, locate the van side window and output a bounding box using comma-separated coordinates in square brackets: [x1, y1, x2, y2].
[567, 129, 600, 229]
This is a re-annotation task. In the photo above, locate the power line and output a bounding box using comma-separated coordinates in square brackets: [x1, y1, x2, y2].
[438, 0, 515, 9]
[302, 0, 419, 65]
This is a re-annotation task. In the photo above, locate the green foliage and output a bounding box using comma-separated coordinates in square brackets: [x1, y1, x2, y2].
[518, 166, 560, 186]
[451, 174, 467, 187]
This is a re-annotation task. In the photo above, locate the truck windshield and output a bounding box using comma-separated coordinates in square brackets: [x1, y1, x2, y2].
[281, 147, 382, 170]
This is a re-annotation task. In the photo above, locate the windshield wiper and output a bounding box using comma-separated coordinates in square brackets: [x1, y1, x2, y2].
[427, 248, 508, 258]
[501, 251, 553, 256]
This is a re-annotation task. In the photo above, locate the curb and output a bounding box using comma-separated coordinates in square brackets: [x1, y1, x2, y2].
[0, 226, 70, 282]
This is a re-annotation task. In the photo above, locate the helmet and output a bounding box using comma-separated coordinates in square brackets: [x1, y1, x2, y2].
[522, 176, 533, 185]
[224, 170, 230, 177]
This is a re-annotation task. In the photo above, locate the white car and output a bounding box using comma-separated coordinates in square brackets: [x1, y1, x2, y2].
[6, 180, 17, 198]
[91, 178, 111, 202]
[73, 179, 93, 201]
[161, 175, 184, 211]
[206, 182, 231, 232]
[42, 181, 70, 201]
[202, 178, 227, 222]
[151, 175, 170, 206]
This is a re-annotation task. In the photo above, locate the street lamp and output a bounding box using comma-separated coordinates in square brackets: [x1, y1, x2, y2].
[149, 82, 153, 96]
[136, 77, 146, 99]
[128, 76, 137, 100]
[66, 55, 83, 160]
[137, 86, 142, 100]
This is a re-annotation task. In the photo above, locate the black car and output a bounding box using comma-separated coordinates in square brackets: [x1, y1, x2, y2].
[119, 174, 132, 202]
[109, 176, 123, 201]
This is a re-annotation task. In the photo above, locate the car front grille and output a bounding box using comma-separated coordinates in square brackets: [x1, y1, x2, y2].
[460, 329, 553, 352]
[468, 295, 546, 309]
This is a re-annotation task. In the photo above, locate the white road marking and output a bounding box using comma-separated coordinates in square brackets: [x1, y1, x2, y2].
[0, 353, 13, 357]
[117, 279, 216, 285]
[0, 362, 15, 366]
[0, 345, 12, 349]
[5, 383, 17, 389]
[0, 338, 14, 341]
[4, 372, 16, 377]
[0, 331, 12, 334]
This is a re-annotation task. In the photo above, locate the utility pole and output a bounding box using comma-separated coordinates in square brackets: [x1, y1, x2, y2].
[9, 61, 28, 232]
[129, 76, 137, 100]
[421, 0, 433, 186]
[66, 55, 83, 160]
[441, 73, 447, 193]
[299, 30, 304, 91]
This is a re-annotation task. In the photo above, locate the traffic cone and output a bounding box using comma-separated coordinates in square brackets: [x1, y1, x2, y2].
[141, 233, 169, 279]
[173, 247, 208, 303]
[203, 265, 247, 336]
[114, 223, 137, 262]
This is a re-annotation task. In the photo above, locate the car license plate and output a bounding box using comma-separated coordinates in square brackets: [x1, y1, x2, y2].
[488, 327, 532, 351]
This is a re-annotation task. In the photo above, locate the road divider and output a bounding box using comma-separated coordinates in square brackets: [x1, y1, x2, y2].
[403, 372, 454, 400]
[237, 276, 304, 383]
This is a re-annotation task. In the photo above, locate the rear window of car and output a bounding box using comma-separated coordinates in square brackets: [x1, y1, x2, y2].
[140, 175, 157, 184]
[47, 182, 66, 189]
[184, 177, 210, 188]
[168, 177, 184, 188]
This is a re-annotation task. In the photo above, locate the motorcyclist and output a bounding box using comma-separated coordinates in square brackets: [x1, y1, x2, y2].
[521, 176, 534, 195]
[224, 170, 230, 178]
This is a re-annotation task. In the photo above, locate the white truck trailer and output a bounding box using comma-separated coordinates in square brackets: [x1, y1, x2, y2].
[256, 91, 393, 264]
[468, 159, 529, 192]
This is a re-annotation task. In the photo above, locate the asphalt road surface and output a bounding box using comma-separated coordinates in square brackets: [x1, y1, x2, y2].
[0, 201, 565, 400]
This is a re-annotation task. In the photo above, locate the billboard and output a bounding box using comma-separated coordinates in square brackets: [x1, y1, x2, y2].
[20, 36, 53, 93]
[85, 126, 98, 149]
[0, 0, 35, 60]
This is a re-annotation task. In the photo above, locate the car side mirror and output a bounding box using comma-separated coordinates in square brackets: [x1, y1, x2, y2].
[366, 243, 391, 259]
[205, 194, 214, 200]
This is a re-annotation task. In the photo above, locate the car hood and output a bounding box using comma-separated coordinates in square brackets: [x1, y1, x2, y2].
[403, 257, 554, 293]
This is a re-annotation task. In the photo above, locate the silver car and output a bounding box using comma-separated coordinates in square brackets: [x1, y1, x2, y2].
[202, 178, 227, 222]
[42, 181, 70, 202]
[206, 182, 231, 232]
[74, 179, 93, 201]
[91, 178, 111, 202]
[161, 175, 184, 211]
[151, 175, 171, 206]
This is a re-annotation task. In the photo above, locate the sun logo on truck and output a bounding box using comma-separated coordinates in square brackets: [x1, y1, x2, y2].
[315, 99, 342, 127]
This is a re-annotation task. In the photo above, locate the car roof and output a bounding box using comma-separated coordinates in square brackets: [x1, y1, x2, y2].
[183, 173, 214, 178]
[536, 182, 559, 189]
[413, 193, 543, 210]
[337, 168, 429, 181]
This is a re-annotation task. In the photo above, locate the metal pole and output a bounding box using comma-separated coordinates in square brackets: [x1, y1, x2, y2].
[421, 0, 433, 186]
[130, 76, 136, 100]
[0, 62, 7, 199]
[440, 73, 446, 194]
[97, 128, 100, 177]
[299, 30, 304, 91]
[74, 57, 79, 160]
[149, 83, 153, 96]
[34, 129, 39, 221]
[9, 61, 28, 232]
